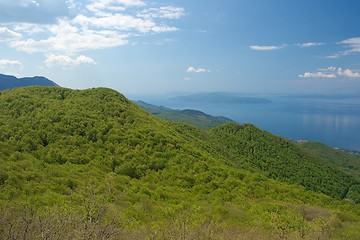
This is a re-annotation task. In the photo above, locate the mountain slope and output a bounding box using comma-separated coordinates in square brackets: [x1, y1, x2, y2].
[135, 100, 233, 129]
[0, 73, 59, 90]
[0, 87, 359, 239]
[296, 141, 360, 203]
[210, 123, 355, 199]
[296, 141, 360, 176]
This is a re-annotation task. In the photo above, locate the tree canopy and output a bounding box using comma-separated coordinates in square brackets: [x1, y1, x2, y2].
[0, 86, 359, 239]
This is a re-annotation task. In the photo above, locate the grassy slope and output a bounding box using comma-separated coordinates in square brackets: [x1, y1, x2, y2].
[135, 100, 233, 130]
[0, 87, 359, 239]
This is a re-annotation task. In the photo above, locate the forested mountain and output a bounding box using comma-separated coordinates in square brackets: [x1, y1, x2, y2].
[135, 100, 233, 129]
[0, 73, 59, 90]
[0, 87, 359, 239]
[296, 141, 360, 204]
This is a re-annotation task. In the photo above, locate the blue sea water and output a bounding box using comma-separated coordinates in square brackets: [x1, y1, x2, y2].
[143, 95, 360, 151]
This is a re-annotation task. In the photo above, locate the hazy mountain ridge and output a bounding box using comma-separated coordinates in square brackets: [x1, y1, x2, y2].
[135, 100, 233, 129]
[0, 86, 359, 239]
[0, 73, 59, 90]
[170, 92, 272, 104]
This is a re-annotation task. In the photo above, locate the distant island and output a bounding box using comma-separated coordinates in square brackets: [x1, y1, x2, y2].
[170, 92, 271, 104]
[0, 73, 59, 90]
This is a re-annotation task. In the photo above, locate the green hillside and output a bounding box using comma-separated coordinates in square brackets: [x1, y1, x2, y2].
[296, 142, 360, 173]
[0, 87, 360, 239]
[135, 100, 233, 129]
[296, 141, 360, 203]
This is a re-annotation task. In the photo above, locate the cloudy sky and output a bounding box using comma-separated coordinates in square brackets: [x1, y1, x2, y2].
[1, 0, 360, 94]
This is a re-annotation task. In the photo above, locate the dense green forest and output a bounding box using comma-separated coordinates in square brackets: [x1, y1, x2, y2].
[296, 141, 360, 204]
[0, 86, 360, 239]
[296, 142, 360, 178]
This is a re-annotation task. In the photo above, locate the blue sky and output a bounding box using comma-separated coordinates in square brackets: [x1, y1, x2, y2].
[0, 0, 360, 95]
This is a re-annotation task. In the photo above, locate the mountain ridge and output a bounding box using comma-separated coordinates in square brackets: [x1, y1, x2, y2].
[135, 100, 233, 129]
[0, 73, 59, 90]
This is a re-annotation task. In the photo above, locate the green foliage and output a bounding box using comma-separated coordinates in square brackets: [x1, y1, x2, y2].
[296, 141, 360, 203]
[347, 185, 360, 204]
[0, 86, 359, 239]
[297, 141, 360, 179]
[210, 123, 355, 200]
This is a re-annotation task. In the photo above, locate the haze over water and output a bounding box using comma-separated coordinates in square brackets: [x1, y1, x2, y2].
[143, 95, 360, 151]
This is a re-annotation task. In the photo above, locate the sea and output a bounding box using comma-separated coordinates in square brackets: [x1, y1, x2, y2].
[135, 94, 360, 151]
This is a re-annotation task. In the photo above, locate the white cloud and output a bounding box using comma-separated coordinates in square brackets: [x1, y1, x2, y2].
[150, 25, 177, 33]
[5, 1, 182, 55]
[117, 0, 146, 6]
[184, 77, 191, 81]
[186, 66, 208, 73]
[138, 6, 185, 19]
[250, 42, 323, 51]
[0, 59, 22, 69]
[339, 37, 360, 54]
[317, 66, 336, 72]
[324, 37, 360, 58]
[299, 42, 323, 47]
[30, 0, 39, 6]
[73, 13, 177, 33]
[10, 20, 128, 53]
[0, 0, 38, 7]
[45, 54, 96, 68]
[1, 0, 185, 70]
[0, 27, 22, 42]
[76, 55, 97, 64]
[0, 0, 69, 24]
[14, 23, 46, 34]
[86, 0, 146, 16]
[300, 67, 360, 79]
[299, 72, 336, 78]
[338, 68, 360, 78]
[66, 0, 77, 9]
[250, 45, 284, 51]
[322, 54, 340, 59]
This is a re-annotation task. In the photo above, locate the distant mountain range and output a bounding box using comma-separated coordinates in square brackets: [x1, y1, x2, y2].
[0, 73, 59, 90]
[170, 92, 271, 104]
[136, 100, 233, 129]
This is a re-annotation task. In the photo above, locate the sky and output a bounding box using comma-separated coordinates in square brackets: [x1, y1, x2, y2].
[0, 0, 360, 95]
